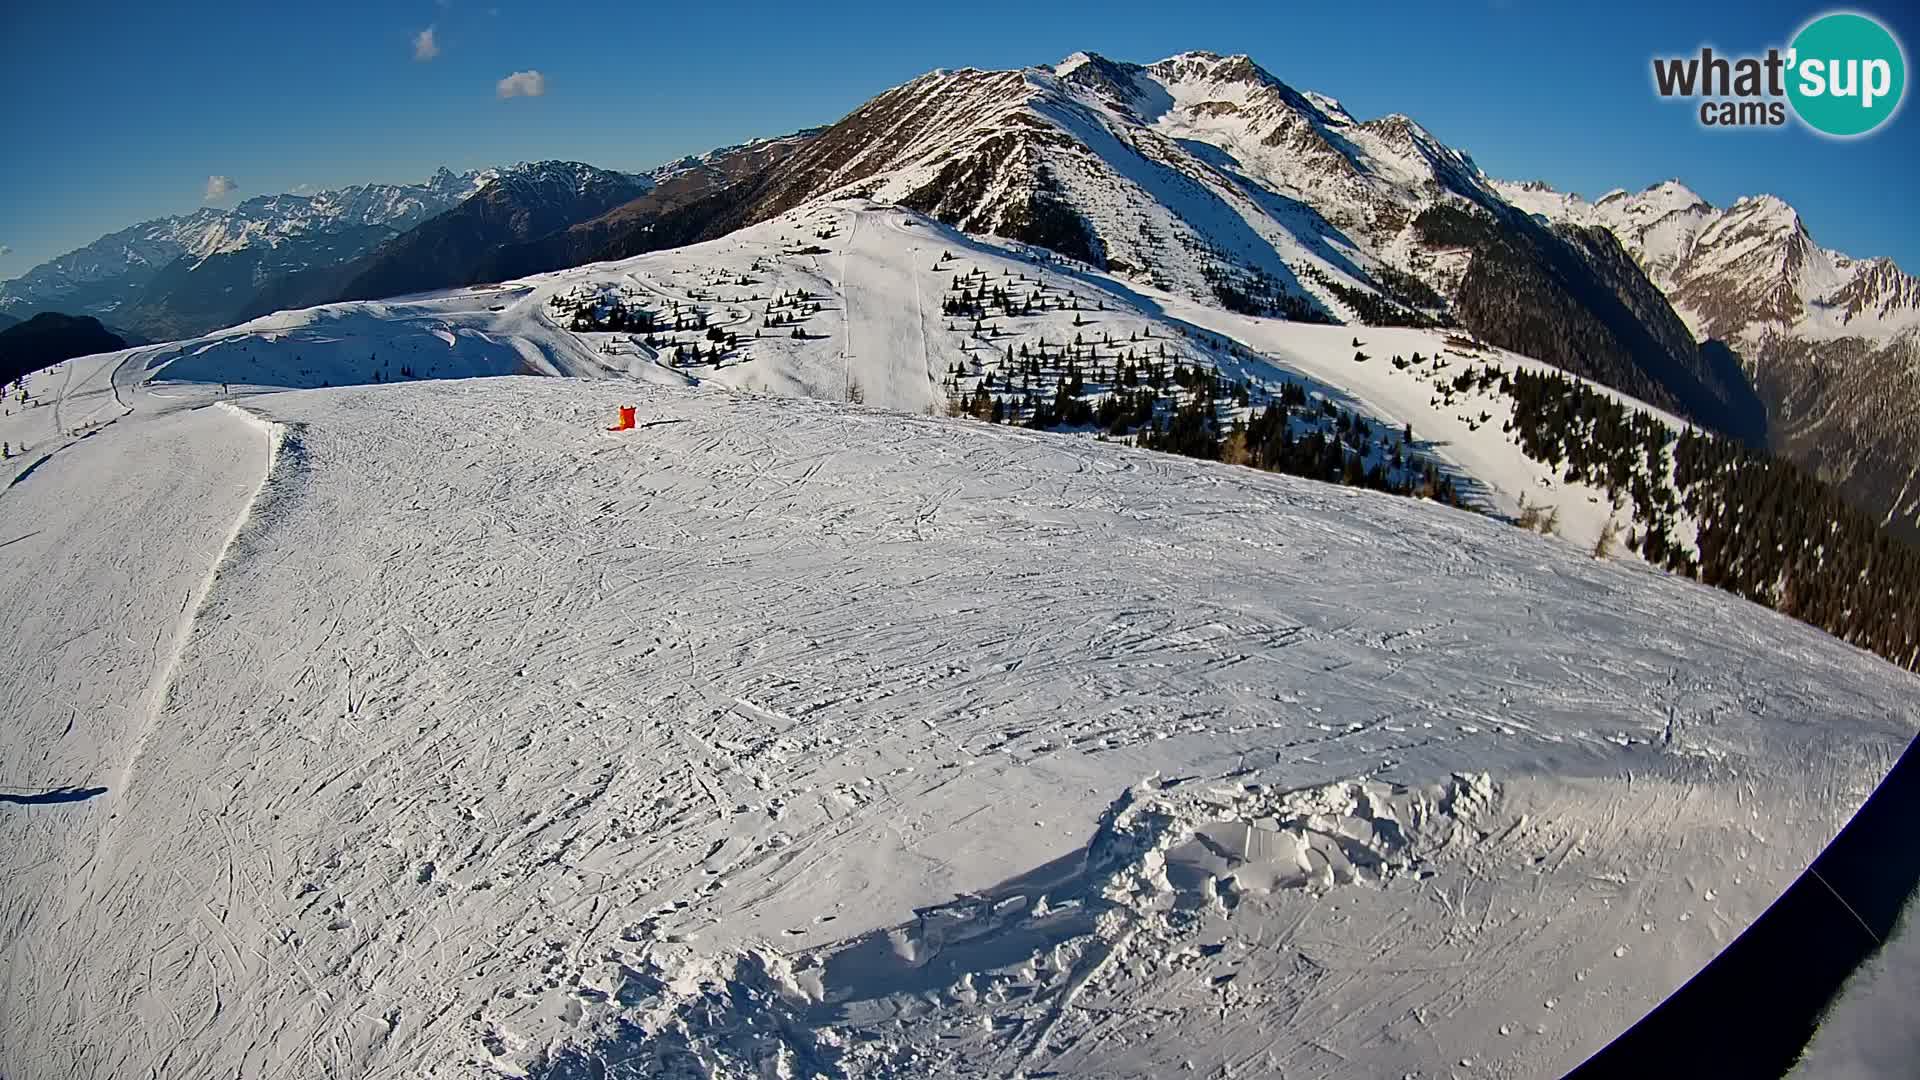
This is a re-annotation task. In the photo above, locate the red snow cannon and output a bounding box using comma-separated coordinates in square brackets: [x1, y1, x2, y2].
[609, 406, 636, 431]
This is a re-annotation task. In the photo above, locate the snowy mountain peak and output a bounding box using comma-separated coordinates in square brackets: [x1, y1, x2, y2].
[1149, 50, 1280, 89]
[1051, 51, 1154, 111]
[478, 160, 651, 200]
[684, 50, 1548, 337]
[1500, 178, 1712, 228]
[1303, 90, 1354, 124]
[1642, 178, 1708, 206]
[1727, 192, 1802, 230]
[1052, 51, 1099, 77]
[426, 165, 475, 199]
[1819, 255, 1920, 323]
[1356, 112, 1444, 152]
[1496, 166, 1920, 534]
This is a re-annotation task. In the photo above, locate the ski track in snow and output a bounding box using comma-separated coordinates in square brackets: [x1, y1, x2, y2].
[841, 214, 941, 413]
[0, 350, 1913, 1079]
[0, 377, 270, 1079]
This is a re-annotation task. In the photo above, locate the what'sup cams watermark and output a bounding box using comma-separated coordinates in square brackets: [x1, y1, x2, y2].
[1652, 11, 1906, 136]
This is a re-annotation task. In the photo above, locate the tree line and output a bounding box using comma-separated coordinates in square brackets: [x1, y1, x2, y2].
[1504, 366, 1919, 671]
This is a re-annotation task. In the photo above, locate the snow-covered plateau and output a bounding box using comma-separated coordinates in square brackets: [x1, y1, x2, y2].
[0, 201, 1914, 1080]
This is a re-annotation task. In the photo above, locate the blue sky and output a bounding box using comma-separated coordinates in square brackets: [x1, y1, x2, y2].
[2, 0, 1915, 274]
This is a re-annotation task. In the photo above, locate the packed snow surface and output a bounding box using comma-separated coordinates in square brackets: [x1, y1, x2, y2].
[1, 332, 1913, 1079]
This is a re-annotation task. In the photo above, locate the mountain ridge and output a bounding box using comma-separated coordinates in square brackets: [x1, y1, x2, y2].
[9, 49, 1914, 534]
[1497, 177, 1920, 536]
[574, 51, 1757, 443]
[0, 167, 496, 323]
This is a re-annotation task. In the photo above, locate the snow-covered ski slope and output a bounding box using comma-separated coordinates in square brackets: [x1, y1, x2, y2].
[1, 310, 1915, 1077]
[32, 200, 1699, 557]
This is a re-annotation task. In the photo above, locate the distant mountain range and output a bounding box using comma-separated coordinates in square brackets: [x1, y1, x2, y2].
[1498, 179, 1920, 536]
[236, 161, 654, 321]
[0, 168, 491, 339]
[4, 50, 1914, 535]
[0, 149, 802, 345]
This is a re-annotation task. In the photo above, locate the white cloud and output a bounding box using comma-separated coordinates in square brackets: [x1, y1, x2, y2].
[0, 245, 12, 257]
[204, 175, 239, 201]
[496, 69, 546, 100]
[413, 26, 439, 62]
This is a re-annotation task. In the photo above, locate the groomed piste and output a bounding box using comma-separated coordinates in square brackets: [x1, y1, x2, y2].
[0, 204, 1914, 1080]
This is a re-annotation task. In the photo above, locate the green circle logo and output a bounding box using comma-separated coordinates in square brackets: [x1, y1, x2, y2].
[1787, 12, 1906, 136]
